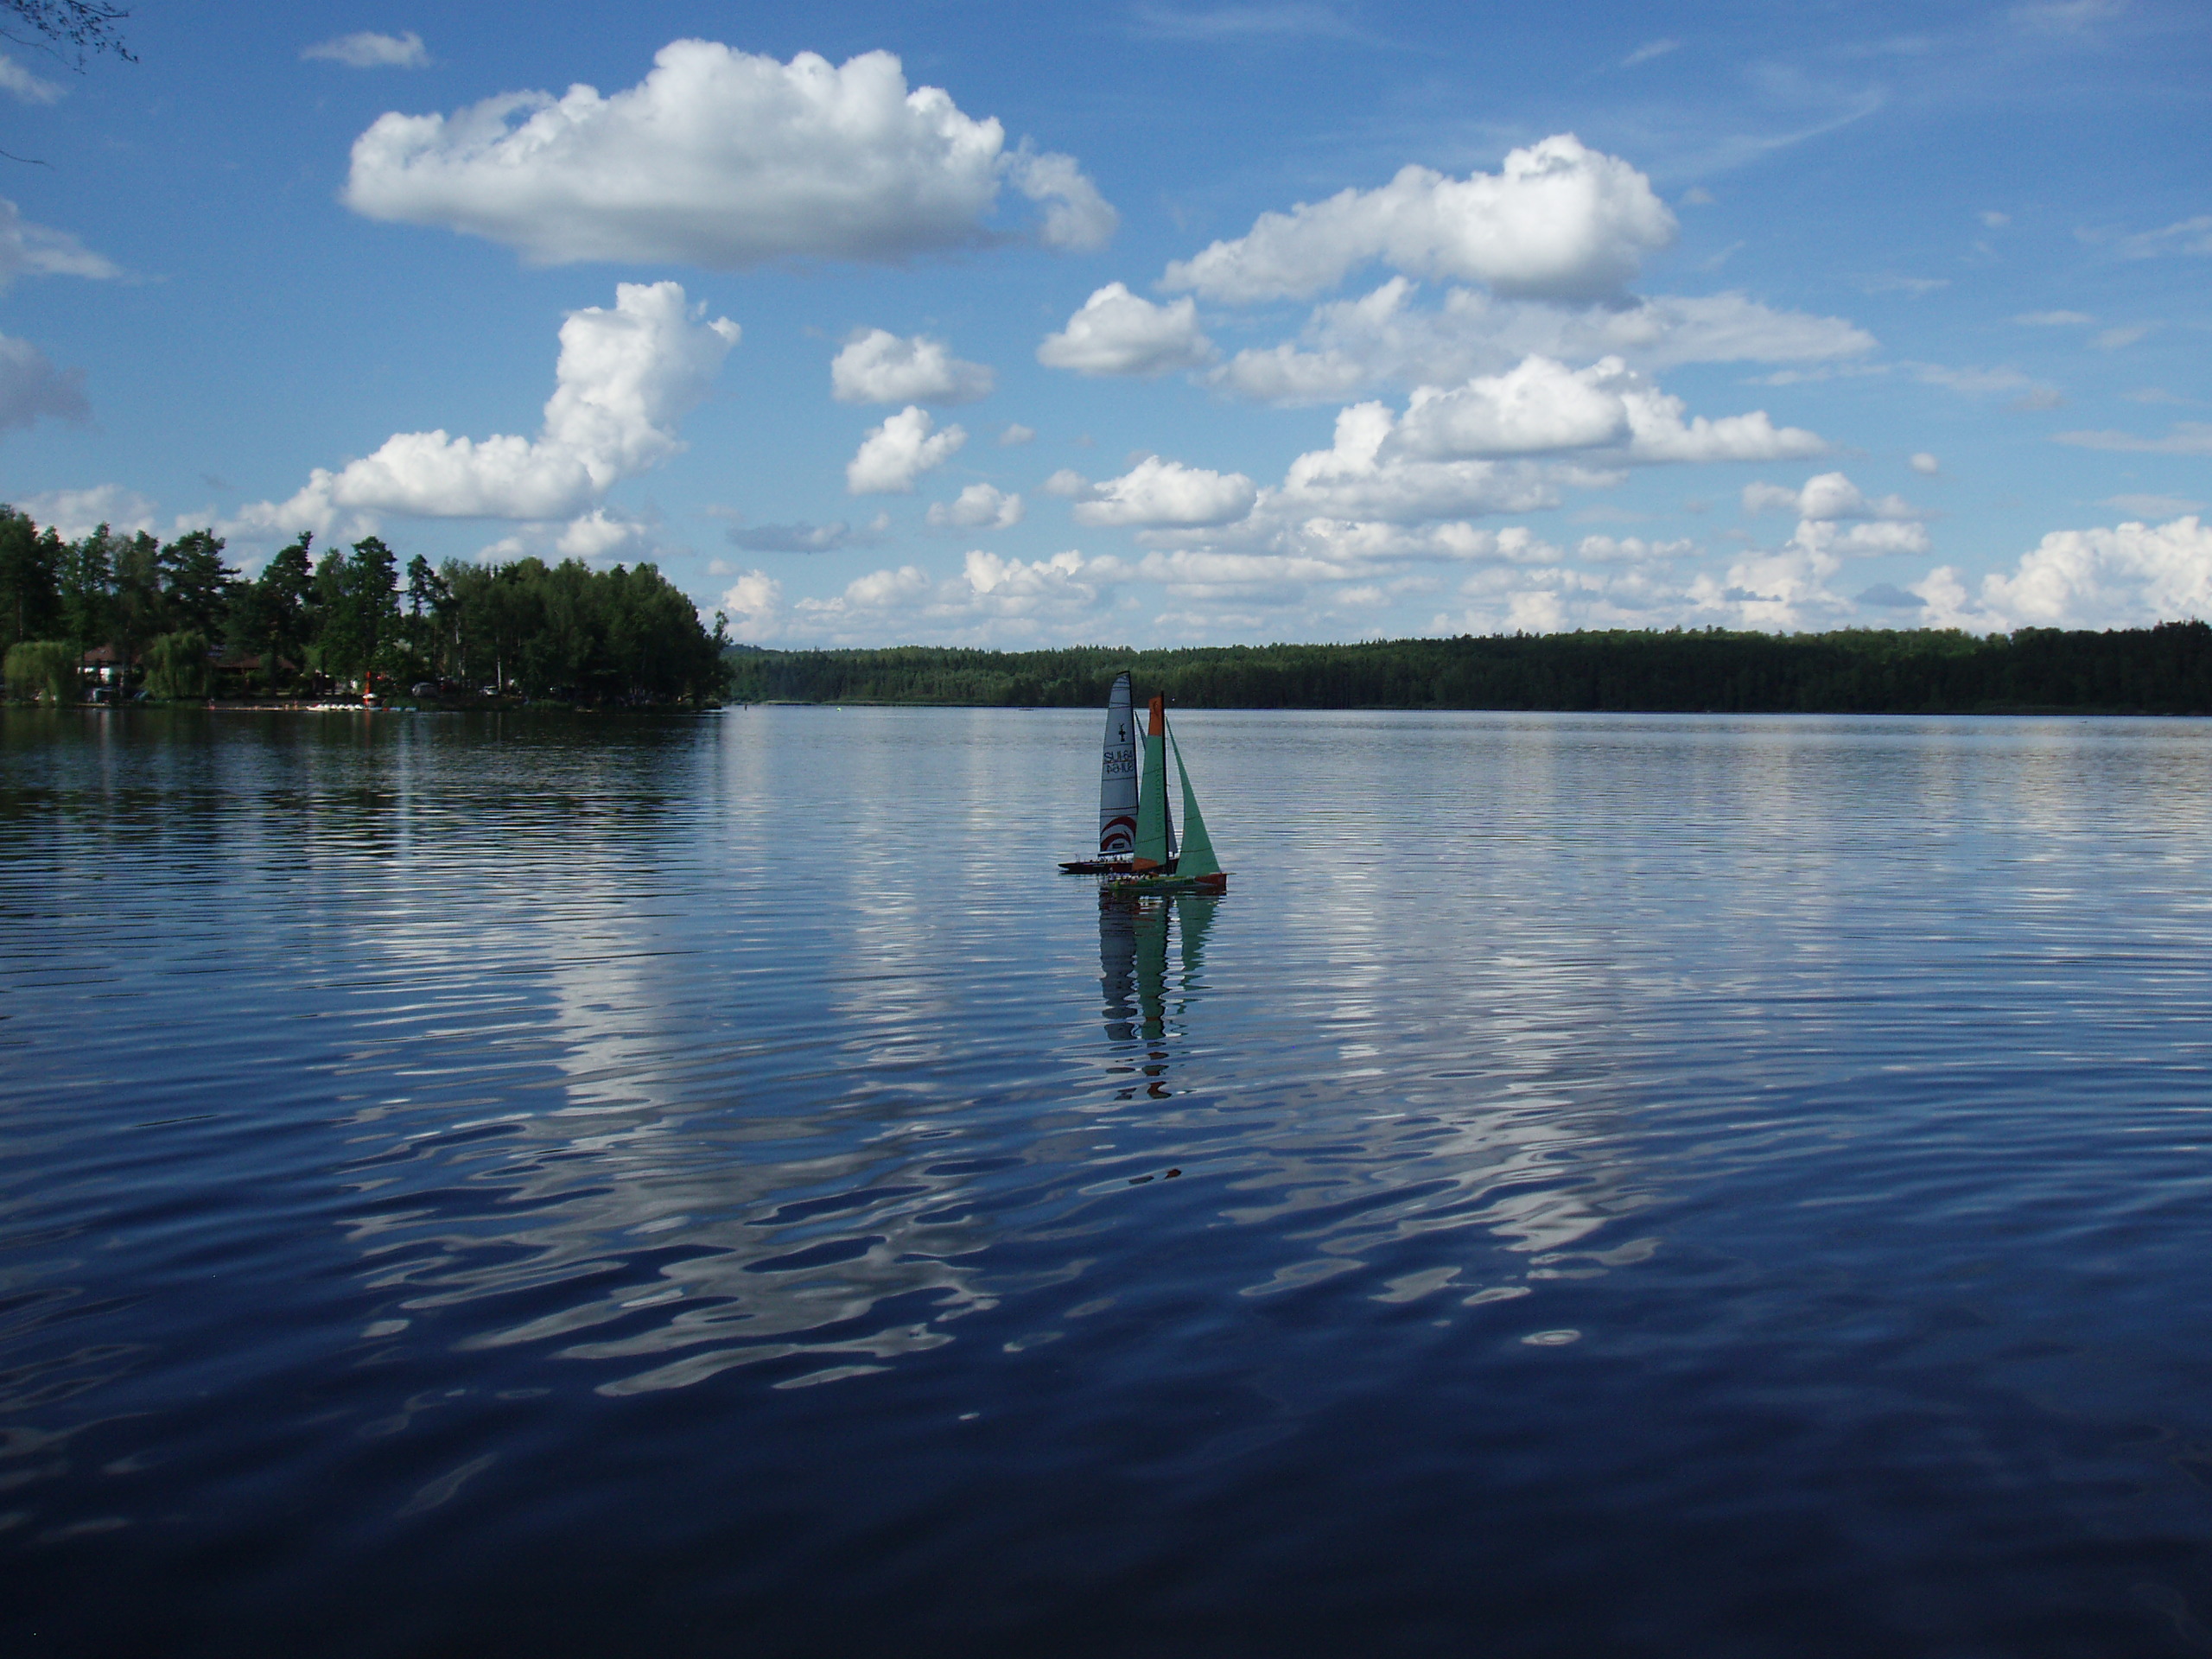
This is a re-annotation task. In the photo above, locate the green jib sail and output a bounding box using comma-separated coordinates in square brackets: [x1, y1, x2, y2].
[1167, 723, 1222, 880]
[1133, 725, 1174, 868]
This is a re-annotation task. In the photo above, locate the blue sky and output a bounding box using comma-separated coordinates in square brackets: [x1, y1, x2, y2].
[3, 0, 2209, 645]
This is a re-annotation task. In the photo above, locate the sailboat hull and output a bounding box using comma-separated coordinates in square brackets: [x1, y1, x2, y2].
[1101, 869, 1227, 897]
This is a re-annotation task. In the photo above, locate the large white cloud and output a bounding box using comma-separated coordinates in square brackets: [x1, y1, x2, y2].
[1262, 402, 1573, 526]
[1162, 134, 1675, 304]
[1393, 355, 1629, 458]
[1067, 456, 1258, 528]
[1791, 518, 1930, 558]
[1742, 471, 1920, 521]
[927, 482, 1022, 529]
[244, 282, 739, 531]
[1916, 515, 2212, 632]
[1598, 361, 1827, 464]
[16, 485, 157, 539]
[1036, 283, 1213, 377]
[846, 405, 966, 493]
[1431, 528, 1866, 637]
[725, 548, 1132, 645]
[0, 333, 88, 429]
[472, 506, 683, 569]
[715, 491, 1955, 647]
[830, 328, 994, 405]
[1214, 278, 1874, 405]
[1100, 363, 1827, 600]
[1007, 147, 1119, 251]
[1363, 356, 1823, 471]
[343, 42, 1113, 265]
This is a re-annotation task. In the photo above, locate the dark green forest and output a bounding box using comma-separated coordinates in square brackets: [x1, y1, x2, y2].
[0, 507, 730, 704]
[728, 625, 2212, 715]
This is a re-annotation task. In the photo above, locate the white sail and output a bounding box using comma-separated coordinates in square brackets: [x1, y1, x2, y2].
[1098, 671, 1138, 855]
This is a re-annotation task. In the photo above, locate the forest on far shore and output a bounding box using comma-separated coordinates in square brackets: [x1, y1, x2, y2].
[0, 507, 730, 704]
[728, 624, 2212, 715]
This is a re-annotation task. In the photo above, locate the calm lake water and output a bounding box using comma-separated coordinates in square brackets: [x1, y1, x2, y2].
[8, 705, 2212, 1656]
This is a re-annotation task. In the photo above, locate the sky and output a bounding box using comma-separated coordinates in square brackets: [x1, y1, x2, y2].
[3, 0, 2209, 646]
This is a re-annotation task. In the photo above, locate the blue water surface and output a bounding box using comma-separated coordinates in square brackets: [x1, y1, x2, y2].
[6, 705, 2212, 1657]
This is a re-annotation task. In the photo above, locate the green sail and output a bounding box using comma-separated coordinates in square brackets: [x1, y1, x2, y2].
[1167, 724, 1222, 880]
[1133, 726, 1173, 868]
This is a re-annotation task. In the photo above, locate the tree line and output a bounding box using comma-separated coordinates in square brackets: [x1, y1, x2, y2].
[727, 625, 2212, 715]
[0, 508, 731, 705]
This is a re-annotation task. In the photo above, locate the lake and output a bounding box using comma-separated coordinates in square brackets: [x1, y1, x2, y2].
[7, 705, 2212, 1657]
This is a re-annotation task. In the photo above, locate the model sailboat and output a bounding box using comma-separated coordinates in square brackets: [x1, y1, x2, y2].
[1060, 674, 1226, 893]
[1105, 692, 1226, 895]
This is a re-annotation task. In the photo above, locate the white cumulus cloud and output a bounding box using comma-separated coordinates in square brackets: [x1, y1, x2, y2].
[720, 569, 785, 638]
[342, 42, 1112, 266]
[556, 508, 656, 562]
[1008, 147, 1118, 251]
[847, 405, 966, 493]
[16, 485, 156, 539]
[1918, 515, 2212, 632]
[1741, 471, 1919, 521]
[1162, 134, 1675, 304]
[1390, 356, 1824, 466]
[830, 328, 994, 405]
[1211, 278, 1873, 405]
[1128, 361, 1825, 554]
[730, 548, 1133, 645]
[1693, 544, 1854, 631]
[1262, 402, 1571, 526]
[1394, 355, 1630, 457]
[1793, 518, 1930, 557]
[1071, 456, 1259, 528]
[302, 31, 430, 69]
[1037, 283, 1213, 377]
[927, 482, 1023, 529]
[241, 281, 738, 531]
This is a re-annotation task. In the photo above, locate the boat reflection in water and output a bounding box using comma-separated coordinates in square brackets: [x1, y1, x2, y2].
[1099, 893, 1217, 1099]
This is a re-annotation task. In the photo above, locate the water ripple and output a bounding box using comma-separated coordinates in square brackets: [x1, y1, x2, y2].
[9, 708, 2212, 1654]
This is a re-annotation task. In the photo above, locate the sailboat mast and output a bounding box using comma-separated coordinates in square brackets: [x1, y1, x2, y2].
[1132, 693, 1175, 872]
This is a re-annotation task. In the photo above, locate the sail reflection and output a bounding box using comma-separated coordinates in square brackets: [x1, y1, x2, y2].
[1099, 894, 1216, 1098]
